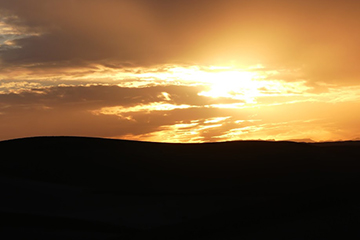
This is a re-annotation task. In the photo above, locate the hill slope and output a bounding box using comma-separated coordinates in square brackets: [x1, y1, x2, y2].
[1, 136, 360, 239]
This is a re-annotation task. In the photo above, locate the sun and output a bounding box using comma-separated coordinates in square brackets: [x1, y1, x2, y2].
[174, 68, 266, 104]
[161, 66, 268, 103]
[199, 71, 259, 101]
[129, 64, 269, 103]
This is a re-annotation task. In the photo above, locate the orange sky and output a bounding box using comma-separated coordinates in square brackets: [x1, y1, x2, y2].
[1, 0, 360, 142]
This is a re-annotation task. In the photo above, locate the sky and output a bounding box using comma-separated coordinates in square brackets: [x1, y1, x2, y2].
[1, 0, 360, 142]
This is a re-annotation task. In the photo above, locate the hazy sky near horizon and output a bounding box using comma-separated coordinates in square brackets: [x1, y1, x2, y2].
[1, 0, 360, 142]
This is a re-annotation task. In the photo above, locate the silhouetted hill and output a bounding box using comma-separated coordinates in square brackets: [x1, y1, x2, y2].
[1, 136, 360, 239]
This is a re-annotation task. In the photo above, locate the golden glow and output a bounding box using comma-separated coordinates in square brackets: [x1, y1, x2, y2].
[109, 64, 310, 105]
[92, 102, 194, 116]
[1, 0, 360, 144]
[121, 118, 228, 143]
[121, 122, 204, 143]
[0, 63, 308, 104]
[72, 64, 360, 142]
[186, 70, 261, 103]
[0, 20, 21, 35]
[204, 116, 231, 124]
[3, 62, 360, 143]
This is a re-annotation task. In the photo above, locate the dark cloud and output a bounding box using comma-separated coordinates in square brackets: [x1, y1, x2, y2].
[0, 0, 168, 67]
[0, 84, 240, 109]
[1, 83, 360, 141]
[0, 84, 244, 140]
[0, 0, 360, 85]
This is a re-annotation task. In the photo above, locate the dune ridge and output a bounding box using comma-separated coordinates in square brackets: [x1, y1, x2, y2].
[1, 136, 360, 239]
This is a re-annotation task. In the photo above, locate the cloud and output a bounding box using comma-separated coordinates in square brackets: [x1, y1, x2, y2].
[0, 0, 171, 68]
[0, 84, 243, 109]
[0, 84, 244, 140]
[0, 0, 360, 86]
[1, 83, 360, 142]
[1, 0, 360, 142]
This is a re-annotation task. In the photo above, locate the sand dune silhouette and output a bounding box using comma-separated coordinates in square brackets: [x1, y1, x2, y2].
[1, 136, 360, 239]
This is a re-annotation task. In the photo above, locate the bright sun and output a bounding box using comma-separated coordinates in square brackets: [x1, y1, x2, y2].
[167, 67, 265, 103]
[129, 65, 285, 104]
[197, 70, 261, 103]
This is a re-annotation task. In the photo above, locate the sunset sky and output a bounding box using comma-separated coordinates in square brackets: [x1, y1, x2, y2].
[1, 0, 360, 142]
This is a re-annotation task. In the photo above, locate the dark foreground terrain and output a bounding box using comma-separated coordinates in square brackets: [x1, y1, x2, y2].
[1, 136, 360, 239]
